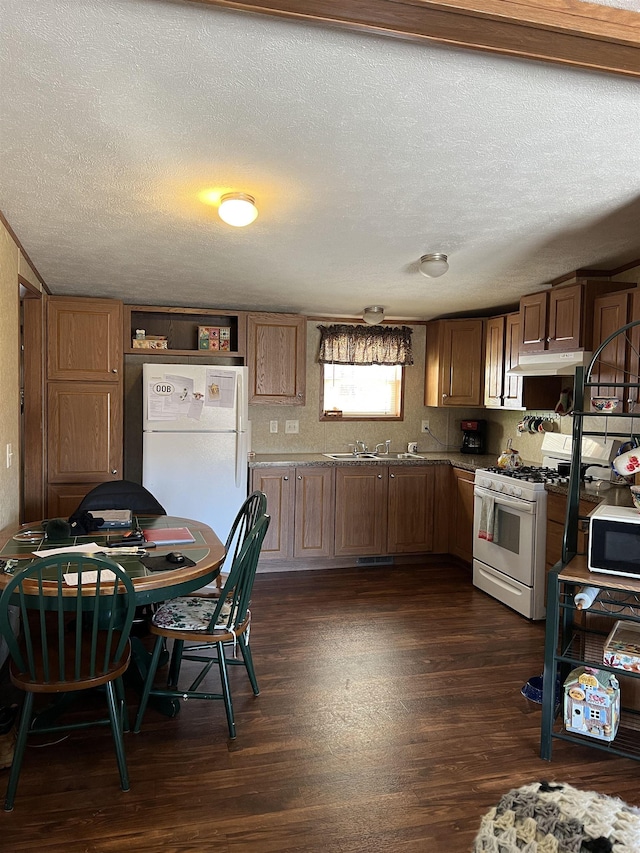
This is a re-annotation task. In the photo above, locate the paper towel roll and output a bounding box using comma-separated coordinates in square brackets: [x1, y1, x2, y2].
[574, 585, 599, 610]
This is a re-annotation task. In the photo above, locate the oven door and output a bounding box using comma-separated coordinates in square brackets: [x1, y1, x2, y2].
[473, 485, 537, 585]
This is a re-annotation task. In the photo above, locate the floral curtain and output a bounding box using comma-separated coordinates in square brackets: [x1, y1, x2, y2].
[317, 324, 413, 366]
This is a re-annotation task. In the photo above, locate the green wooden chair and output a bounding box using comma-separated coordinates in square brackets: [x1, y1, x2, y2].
[133, 512, 270, 738]
[0, 554, 136, 811]
[211, 490, 267, 593]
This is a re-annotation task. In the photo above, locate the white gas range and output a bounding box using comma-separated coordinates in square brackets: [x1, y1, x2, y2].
[472, 434, 615, 621]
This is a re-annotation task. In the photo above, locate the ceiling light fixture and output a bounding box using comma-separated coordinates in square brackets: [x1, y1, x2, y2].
[218, 192, 258, 227]
[363, 306, 385, 325]
[419, 253, 449, 278]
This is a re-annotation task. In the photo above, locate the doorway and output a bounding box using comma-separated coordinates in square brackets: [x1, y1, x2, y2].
[19, 278, 45, 522]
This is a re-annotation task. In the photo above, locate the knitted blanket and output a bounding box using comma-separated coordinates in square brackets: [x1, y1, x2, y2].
[473, 781, 640, 852]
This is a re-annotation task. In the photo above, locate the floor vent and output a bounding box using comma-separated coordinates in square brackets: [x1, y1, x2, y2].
[356, 556, 394, 566]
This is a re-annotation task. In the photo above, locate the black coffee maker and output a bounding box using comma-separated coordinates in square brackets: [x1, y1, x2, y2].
[461, 419, 487, 454]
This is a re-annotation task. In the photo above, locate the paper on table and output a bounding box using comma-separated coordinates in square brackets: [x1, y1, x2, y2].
[33, 542, 102, 557]
[64, 570, 117, 586]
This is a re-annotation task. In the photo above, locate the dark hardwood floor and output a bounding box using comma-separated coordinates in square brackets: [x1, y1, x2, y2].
[2, 561, 640, 852]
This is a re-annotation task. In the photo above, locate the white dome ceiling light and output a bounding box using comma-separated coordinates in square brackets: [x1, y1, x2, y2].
[419, 253, 449, 278]
[362, 306, 385, 325]
[218, 192, 258, 227]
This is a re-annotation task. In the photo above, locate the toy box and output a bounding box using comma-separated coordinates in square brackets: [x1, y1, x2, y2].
[603, 620, 640, 673]
[563, 666, 620, 742]
[132, 336, 167, 349]
[198, 326, 231, 351]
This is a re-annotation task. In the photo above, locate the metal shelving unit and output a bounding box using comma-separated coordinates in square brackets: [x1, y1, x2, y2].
[541, 318, 640, 762]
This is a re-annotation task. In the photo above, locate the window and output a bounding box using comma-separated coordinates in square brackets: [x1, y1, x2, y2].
[321, 363, 403, 419]
[317, 323, 412, 421]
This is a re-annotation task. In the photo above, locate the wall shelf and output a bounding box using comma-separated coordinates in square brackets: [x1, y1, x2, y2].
[124, 305, 247, 359]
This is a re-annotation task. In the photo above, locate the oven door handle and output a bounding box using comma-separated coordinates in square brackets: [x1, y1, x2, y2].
[474, 485, 536, 515]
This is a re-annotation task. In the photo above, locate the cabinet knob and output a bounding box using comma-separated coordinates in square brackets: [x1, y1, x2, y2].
[111, 368, 118, 373]
[297, 475, 302, 480]
[297, 392, 303, 398]
[390, 473, 395, 478]
[442, 393, 448, 400]
[111, 470, 118, 475]
[283, 476, 289, 481]
[377, 474, 383, 479]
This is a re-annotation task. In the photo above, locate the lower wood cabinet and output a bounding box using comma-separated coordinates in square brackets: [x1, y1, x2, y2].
[448, 467, 475, 566]
[253, 462, 450, 563]
[251, 465, 334, 560]
[334, 466, 388, 556]
[545, 491, 593, 602]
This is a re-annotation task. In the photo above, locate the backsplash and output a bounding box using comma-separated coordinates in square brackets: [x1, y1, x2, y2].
[248, 321, 572, 463]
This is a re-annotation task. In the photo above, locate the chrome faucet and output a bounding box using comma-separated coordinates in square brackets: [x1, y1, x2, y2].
[375, 440, 391, 455]
[355, 440, 367, 454]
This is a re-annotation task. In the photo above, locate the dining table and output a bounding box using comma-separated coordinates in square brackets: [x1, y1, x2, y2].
[0, 514, 226, 719]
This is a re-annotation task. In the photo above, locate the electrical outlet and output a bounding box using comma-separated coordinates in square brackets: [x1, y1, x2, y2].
[421, 420, 430, 433]
[269, 420, 278, 434]
[285, 420, 299, 434]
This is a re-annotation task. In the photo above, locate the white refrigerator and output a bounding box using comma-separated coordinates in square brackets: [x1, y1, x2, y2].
[142, 363, 249, 543]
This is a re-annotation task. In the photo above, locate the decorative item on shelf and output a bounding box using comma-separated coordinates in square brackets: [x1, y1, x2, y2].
[612, 439, 640, 478]
[198, 326, 231, 351]
[563, 666, 619, 742]
[591, 396, 620, 412]
[132, 335, 168, 349]
[631, 486, 640, 512]
[603, 620, 640, 672]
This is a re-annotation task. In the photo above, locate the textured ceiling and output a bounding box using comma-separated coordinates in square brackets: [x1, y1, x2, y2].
[1, 0, 640, 321]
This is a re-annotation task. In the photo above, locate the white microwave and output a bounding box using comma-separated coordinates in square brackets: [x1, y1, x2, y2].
[588, 504, 640, 579]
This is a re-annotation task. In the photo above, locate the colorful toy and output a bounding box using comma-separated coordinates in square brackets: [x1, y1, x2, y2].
[563, 666, 620, 742]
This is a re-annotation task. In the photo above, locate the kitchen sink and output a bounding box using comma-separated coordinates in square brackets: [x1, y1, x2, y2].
[322, 451, 426, 460]
[323, 452, 380, 459]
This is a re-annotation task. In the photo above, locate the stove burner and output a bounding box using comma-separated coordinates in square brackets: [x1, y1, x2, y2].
[483, 465, 569, 485]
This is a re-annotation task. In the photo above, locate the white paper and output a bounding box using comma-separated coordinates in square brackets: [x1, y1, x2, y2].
[204, 370, 235, 408]
[63, 570, 117, 586]
[33, 542, 102, 557]
[147, 374, 204, 421]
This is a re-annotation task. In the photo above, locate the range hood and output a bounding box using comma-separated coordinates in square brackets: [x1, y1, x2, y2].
[507, 351, 593, 377]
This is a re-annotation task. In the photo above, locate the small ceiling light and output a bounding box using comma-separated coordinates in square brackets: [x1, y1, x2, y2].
[218, 192, 258, 227]
[419, 253, 449, 278]
[363, 306, 385, 325]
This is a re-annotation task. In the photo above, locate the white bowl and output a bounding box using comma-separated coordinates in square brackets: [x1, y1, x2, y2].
[591, 397, 619, 412]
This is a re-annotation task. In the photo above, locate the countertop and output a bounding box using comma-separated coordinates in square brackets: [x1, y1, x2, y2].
[248, 451, 495, 472]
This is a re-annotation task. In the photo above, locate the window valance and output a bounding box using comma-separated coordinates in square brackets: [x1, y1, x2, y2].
[317, 324, 413, 366]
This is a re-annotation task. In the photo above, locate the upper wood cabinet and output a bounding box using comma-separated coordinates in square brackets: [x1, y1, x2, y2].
[247, 313, 306, 405]
[48, 297, 122, 381]
[483, 313, 523, 410]
[519, 280, 629, 354]
[425, 318, 484, 407]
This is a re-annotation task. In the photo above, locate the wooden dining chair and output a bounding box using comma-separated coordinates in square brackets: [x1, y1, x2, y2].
[133, 513, 270, 739]
[211, 490, 267, 593]
[0, 554, 136, 811]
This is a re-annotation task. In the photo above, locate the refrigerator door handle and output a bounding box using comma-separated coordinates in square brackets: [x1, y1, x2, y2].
[236, 371, 244, 434]
[235, 430, 246, 488]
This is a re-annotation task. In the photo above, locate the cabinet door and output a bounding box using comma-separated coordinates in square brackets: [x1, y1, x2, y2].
[387, 466, 434, 554]
[441, 319, 484, 406]
[334, 466, 387, 556]
[629, 291, 640, 413]
[591, 291, 631, 403]
[503, 312, 523, 409]
[247, 313, 306, 405]
[294, 467, 335, 558]
[46, 482, 103, 519]
[448, 467, 475, 565]
[483, 316, 505, 408]
[250, 467, 294, 559]
[519, 292, 548, 353]
[547, 284, 582, 351]
[48, 297, 122, 381]
[47, 382, 122, 484]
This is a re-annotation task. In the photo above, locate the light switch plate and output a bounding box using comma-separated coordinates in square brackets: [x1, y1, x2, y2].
[285, 420, 299, 434]
[270, 420, 278, 433]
